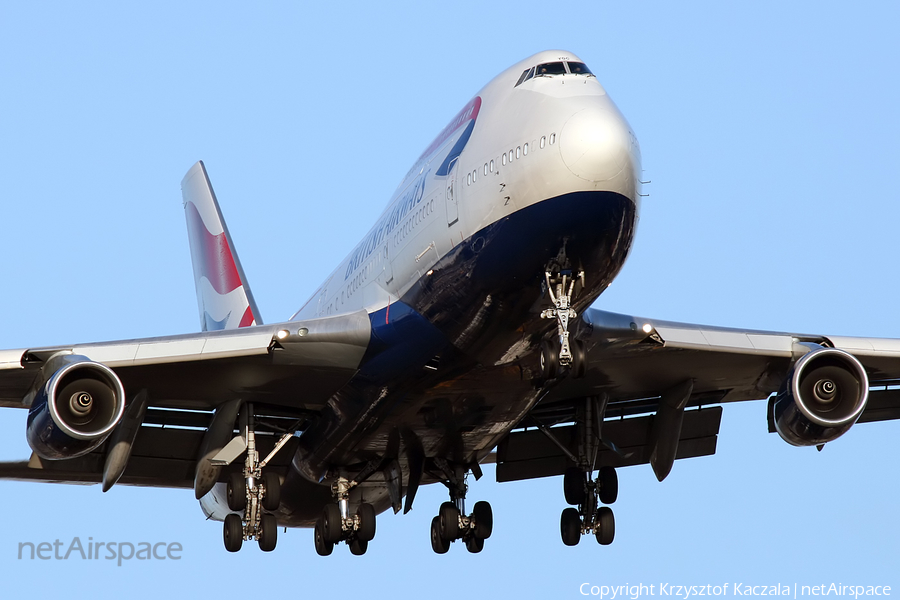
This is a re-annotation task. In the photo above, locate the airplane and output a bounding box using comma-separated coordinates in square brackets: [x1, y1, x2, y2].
[1, 48, 898, 556]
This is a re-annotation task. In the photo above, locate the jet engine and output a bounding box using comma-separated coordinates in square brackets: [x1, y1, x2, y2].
[773, 346, 868, 447]
[26, 355, 126, 460]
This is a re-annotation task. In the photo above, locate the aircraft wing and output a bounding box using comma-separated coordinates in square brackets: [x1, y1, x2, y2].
[0, 311, 370, 488]
[496, 307, 900, 484]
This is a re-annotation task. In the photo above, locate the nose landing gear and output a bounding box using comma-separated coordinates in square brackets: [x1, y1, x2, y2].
[540, 268, 587, 380]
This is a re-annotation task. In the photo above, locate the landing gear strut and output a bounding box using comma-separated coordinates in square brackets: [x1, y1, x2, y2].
[429, 460, 493, 554]
[541, 268, 586, 379]
[313, 476, 377, 556]
[214, 403, 291, 553]
[537, 395, 624, 547]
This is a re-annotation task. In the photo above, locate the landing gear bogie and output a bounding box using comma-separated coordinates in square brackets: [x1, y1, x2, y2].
[312, 477, 379, 556]
[215, 404, 291, 553]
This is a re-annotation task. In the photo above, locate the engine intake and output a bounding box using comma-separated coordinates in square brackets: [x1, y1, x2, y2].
[773, 346, 868, 447]
[26, 355, 126, 460]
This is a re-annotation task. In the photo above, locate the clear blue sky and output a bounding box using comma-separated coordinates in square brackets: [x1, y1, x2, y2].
[1, 2, 898, 597]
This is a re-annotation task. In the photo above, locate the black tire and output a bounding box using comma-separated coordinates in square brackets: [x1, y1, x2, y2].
[560, 507, 581, 547]
[595, 506, 615, 545]
[563, 467, 586, 505]
[439, 501, 460, 541]
[572, 340, 586, 379]
[314, 518, 333, 556]
[472, 501, 493, 539]
[540, 340, 559, 380]
[223, 513, 243, 552]
[349, 537, 368, 556]
[430, 516, 450, 554]
[262, 472, 281, 511]
[258, 513, 277, 552]
[356, 503, 376, 542]
[226, 472, 246, 512]
[322, 503, 343, 543]
[598, 466, 618, 505]
[465, 535, 485, 554]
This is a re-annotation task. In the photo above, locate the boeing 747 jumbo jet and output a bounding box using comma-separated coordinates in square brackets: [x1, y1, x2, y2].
[1, 49, 898, 555]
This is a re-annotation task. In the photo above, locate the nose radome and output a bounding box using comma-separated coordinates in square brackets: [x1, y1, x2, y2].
[559, 107, 632, 183]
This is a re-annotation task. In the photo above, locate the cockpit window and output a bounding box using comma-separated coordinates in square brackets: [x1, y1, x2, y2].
[516, 61, 594, 87]
[514, 66, 536, 87]
[566, 62, 593, 75]
[536, 62, 567, 76]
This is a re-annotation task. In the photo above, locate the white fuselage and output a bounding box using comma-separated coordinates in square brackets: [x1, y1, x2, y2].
[291, 50, 642, 325]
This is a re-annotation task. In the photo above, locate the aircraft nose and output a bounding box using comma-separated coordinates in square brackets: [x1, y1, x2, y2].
[559, 106, 636, 186]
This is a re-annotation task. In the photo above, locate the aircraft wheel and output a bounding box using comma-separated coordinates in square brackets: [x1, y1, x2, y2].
[473, 501, 493, 539]
[349, 537, 368, 556]
[322, 503, 343, 544]
[223, 513, 243, 552]
[465, 535, 485, 554]
[439, 501, 460, 541]
[356, 503, 376, 542]
[595, 506, 615, 545]
[560, 507, 581, 547]
[258, 513, 277, 552]
[226, 472, 246, 511]
[540, 341, 559, 380]
[563, 467, 586, 505]
[572, 340, 586, 378]
[598, 466, 618, 505]
[262, 472, 281, 511]
[430, 516, 450, 554]
[314, 519, 333, 556]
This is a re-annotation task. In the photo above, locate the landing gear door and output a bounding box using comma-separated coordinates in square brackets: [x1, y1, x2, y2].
[445, 157, 459, 227]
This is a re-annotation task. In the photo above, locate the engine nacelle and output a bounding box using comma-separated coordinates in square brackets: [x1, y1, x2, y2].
[773, 347, 868, 447]
[26, 355, 126, 460]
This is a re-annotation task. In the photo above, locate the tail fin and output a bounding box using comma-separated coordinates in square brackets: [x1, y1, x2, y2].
[181, 161, 263, 331]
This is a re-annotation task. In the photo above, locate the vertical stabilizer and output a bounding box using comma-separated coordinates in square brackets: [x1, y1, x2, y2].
[181, 161, 263, 331]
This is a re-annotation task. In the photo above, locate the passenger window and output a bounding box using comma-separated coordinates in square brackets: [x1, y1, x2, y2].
[484, 163, 488, 176]
[467, 173, 471, 185]
[516, 146, 521, 159]
[508, 150, 513, 162]
[523, 143, 528, 155]
[550, 133, 556, 144]
[490, 159, 494, 172]
[473, 170, 476, 182]
[540, 136, 546, 149]
[502, 154, 507, 166]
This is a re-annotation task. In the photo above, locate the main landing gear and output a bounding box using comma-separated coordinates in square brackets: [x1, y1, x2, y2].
[313, 477, 377, 556]
[537, 395, 623, 547]
[216, 404, 291, 553]
[429, 460, 493, 554]
[540, 268, 586, 380]
[560, 466, 617, 547]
